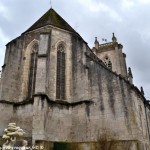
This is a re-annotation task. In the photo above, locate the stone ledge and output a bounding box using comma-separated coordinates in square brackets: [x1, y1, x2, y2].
[0, 98, 33, 106]
[34, 93, 94, 107]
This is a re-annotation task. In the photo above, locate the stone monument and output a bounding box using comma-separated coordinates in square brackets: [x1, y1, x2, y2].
[2, 123, 25, 150]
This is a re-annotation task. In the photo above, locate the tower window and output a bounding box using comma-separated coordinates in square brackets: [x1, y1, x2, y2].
[56, 44, 66, 100]
[103, 56, 112, 70]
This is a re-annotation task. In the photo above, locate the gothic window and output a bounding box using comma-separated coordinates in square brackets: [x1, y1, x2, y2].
[56, 44, 66, 100]
[103, 56, 112, 70]
[28, 43, 38, 98]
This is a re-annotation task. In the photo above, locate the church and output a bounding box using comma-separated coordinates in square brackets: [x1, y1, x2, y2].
[0, 8, 150, 150]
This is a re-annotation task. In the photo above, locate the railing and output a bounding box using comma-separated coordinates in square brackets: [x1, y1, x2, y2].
[99, 42, 114, 48]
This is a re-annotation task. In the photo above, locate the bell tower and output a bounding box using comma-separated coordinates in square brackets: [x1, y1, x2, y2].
[93, 33, 128, 78]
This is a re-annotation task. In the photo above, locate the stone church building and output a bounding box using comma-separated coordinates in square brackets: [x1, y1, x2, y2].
[0, 8, 150, 150]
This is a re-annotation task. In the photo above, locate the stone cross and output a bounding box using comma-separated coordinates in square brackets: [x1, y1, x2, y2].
[50, 0, 53, 8]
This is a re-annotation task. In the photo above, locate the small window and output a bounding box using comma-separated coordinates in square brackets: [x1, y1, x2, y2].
[103, 56, 112, 70]
[56, 44, 66, 100]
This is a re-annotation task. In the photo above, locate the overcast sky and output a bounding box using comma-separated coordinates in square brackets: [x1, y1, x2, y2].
[0, 0, 150, 99]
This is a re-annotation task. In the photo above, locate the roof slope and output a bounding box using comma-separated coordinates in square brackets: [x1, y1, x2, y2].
[24, 8, 76, 33]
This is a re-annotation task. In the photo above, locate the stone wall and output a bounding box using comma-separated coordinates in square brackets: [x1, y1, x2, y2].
[0, 37, 24, 102]
[0, 103, 13, 136]
[145, 105, 150, 140]
[0, 78, 1, 99]
[0, 102, 33, 137]
[0, 24, 149, 150]
[0, 27, 49, 102]
[11, 104, 33, 137]
[45, 28, 72, 101]
[70, 37, 149, 145]
[32, 33, 150, 149]
[32, 96, 72, 142]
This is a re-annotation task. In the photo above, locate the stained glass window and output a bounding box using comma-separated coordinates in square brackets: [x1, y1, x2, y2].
[56, 44, 66, 100]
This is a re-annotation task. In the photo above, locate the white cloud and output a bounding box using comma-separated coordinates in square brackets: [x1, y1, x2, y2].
[78, 0, 109, 12]
[139, 0, 150, 4]
[78, 0, 123, 22]
[0, 2, 11, 21]
[0, 28, 9, 46]
[121, 0, 135, 8]
[121, 0, 150, 9]
[0, 28, 10, 68]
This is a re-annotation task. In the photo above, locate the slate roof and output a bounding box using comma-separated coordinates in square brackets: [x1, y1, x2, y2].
[24, 8, 76, 33]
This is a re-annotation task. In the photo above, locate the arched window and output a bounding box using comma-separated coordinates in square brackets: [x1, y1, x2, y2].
[103, 56, 112, 70]
[56, 44, 66, 100]
[28, 43, 38, 98]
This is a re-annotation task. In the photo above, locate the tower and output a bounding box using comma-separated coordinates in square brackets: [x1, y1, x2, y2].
[93, 33, 127, 78]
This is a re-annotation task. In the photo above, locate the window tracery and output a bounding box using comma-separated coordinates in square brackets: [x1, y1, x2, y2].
[56, 44, 66, 100]
[103, 56, 112, 70]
